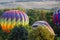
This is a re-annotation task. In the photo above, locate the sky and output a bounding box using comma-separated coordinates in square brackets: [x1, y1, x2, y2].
[0, 0, 15, 2]
[0, 0, 60, 2]
[0, 0, 60, 9]
[15, 0, 60, 2]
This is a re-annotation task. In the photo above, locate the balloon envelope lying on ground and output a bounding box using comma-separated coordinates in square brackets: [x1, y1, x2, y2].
[53, 9, 60, 26]
[0, 10, 29, 32]
[32, 21, 55, 35]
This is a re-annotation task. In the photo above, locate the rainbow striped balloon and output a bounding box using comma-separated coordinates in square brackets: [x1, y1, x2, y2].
[53, 9, 60, 26]
[32, 21, 55, 35]
[0, 10, 29, 32]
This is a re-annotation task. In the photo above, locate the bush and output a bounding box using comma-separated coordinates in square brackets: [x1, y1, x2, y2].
[8, 26, 28, 40]
[28, 26, 55, 40]
[27, 9, 41, 25]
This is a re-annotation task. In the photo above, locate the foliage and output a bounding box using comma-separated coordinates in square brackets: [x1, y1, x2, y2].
[27, 9, 49, 25]
[45, 12, 54, 28]
[0, 25, 10, 40]
[28, 26, 55, 40]
[0, 7, 59, 40]
[8, 26, 28, 40]
[45, 12, 60, 35]
[24, 26, 32, 33]
[27, 8, 59, 35]
[27, 9, 41, 25]
[14, 7, 26, 12]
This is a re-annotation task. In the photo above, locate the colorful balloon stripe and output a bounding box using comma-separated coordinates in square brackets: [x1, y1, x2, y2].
[53, 9, 60, 26]
[0, 10, 29, 32]
[32, 21, 55, 35]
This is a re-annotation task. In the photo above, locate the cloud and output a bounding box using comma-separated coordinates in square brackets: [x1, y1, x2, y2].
[0, 1, 60, 9]
[15, 0, 60, 2]
[0, 0, 15, 2]
[0, 0, 60, 2]
[13, 2, 60, 9]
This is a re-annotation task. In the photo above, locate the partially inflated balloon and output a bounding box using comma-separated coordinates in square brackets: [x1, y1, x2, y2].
[53, 9, 60, 26]
[32, 21, 55, 35]
[0, 10, 29, 33]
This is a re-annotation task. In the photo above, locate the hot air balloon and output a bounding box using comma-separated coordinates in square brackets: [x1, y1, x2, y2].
[53, 9, 60, 26]
[32, 21, 55, 35]
[0, 10, 29, 33]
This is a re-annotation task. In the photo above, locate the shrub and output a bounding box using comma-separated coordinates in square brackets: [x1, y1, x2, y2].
[28, 26, 55, 40]
[8, 26, 28, 40]
[27, 9, 41, 25]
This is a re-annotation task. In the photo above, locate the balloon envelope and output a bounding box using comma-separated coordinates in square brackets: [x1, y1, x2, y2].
[0, 10, 29, 32]
[53, 9, 60, 26]
[32, 21, 55, 35]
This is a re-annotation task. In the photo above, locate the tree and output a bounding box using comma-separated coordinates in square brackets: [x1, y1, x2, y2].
[8, 26, 28, 40]
[27, 9, 41, 25]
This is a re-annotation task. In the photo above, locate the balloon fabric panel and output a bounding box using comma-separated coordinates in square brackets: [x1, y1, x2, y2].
[0, 10, 29, 33]
[32, 21, 55, 35]
[53, 9, 60, 26]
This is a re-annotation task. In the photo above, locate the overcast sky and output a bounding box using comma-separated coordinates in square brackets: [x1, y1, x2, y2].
[0, 0, 60, 2]
[15, 0, 60, 2]
[0, 0, 13, 2]
[0, 0, 60, 9]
